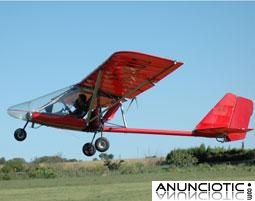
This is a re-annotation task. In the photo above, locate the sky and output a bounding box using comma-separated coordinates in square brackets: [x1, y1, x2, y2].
[0, 2, 255, 161]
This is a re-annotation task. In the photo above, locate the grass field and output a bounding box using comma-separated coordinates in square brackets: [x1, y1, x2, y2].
[0, 164, 254, 201]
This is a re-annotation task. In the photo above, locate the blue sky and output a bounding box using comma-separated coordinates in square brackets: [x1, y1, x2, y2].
[1, 2, 255, 161]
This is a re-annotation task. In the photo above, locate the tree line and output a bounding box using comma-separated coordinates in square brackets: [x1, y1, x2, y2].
[166, 144, 255, 167]
[0, 144, 255, 180]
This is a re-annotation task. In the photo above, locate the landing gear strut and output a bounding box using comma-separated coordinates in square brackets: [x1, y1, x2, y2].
[82, 132, 110, 157]
[14, 121, 29, 142]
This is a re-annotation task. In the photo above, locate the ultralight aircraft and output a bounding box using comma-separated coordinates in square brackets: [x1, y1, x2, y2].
[7, 51, 254, 157]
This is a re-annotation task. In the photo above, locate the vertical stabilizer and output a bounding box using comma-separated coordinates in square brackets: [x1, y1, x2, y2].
[194, 93, 253, 141]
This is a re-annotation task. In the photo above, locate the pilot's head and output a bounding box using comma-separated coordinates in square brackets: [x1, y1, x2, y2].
[79, 94, 87, 102]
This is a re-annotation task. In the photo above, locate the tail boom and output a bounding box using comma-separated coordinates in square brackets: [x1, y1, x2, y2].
[103, 127, 193, 136]
[104, 93, 253, 142]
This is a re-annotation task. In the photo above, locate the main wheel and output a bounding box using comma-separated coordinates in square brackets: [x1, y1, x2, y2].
[82, 143, 96, 157]
[95, 137, 110, 152]
[14, 128, 27, 141]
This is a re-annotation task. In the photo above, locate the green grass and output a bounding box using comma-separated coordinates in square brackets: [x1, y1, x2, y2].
[0, 174, 152, 201]
[0, 165, 255, 201]
[0, 180, 150, 201]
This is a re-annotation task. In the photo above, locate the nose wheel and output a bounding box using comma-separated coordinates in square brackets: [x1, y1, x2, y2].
[82, 134, 110, 157]
[14, 128, 27, 141]
[14, 121, 29, 142]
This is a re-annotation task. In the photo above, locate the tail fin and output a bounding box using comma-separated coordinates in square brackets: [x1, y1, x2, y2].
[193, 93, 253, 142]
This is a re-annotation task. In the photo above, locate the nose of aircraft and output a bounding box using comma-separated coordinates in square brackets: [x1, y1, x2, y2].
[7, 102, 31, 121]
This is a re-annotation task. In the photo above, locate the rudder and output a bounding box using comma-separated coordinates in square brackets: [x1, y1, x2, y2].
[226, 95, 253, 141]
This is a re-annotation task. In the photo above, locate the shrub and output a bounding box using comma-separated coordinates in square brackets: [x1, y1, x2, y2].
[166, 144, 255, 166]
[166, 149, 198, 167]
[28, 166, 57, 179]
[120, 162, 145, 174]
[1, 174, 11, 180]
[104, 159, 124, 171]
[1, 158, 27, 173]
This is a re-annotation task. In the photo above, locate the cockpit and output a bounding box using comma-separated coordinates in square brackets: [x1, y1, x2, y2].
[7, 85, 90, 121]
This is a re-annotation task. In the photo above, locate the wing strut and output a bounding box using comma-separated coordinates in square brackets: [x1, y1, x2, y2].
[120, 103, 128, 128]
[86, 70, 103, 126]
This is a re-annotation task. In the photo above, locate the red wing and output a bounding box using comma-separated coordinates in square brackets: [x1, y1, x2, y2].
[78, 51, 183, 106]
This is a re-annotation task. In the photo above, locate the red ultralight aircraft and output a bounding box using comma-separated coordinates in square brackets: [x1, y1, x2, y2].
[8, 51, 254, 157]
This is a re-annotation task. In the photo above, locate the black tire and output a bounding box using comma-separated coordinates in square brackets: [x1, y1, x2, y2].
[14, 128, 27, 141]
[95, 137, 110, 152]
[82, 143, 96, 157]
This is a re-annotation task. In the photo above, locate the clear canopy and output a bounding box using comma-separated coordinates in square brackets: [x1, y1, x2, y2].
[7, 85, 90, 121]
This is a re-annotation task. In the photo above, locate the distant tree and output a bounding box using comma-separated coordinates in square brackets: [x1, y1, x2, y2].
[145, 155, 156, 159]
[99, 153, 114, 161]
[242, 141, 245, 149]
[68, 158, 78, 162]
[0, 157, 6, 165]
[32, 155, 67, 164]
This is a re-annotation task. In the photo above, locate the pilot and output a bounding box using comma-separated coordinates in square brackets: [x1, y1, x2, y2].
[70, 94, 90, 118]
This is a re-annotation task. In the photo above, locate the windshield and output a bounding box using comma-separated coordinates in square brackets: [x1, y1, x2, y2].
[7, 85, 91, 120]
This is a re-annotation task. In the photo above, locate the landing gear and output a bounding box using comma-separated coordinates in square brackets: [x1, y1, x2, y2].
[82, 133, 110, 157]
[82, 143, 96, 157]
[95, 137, 110, 153]
[14, 121, 29, 142]
[14, 128, 27, 141]
[216, 134, 227, 143]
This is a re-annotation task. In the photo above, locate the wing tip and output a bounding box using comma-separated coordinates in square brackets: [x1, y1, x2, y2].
[111, 50, 184, 64]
